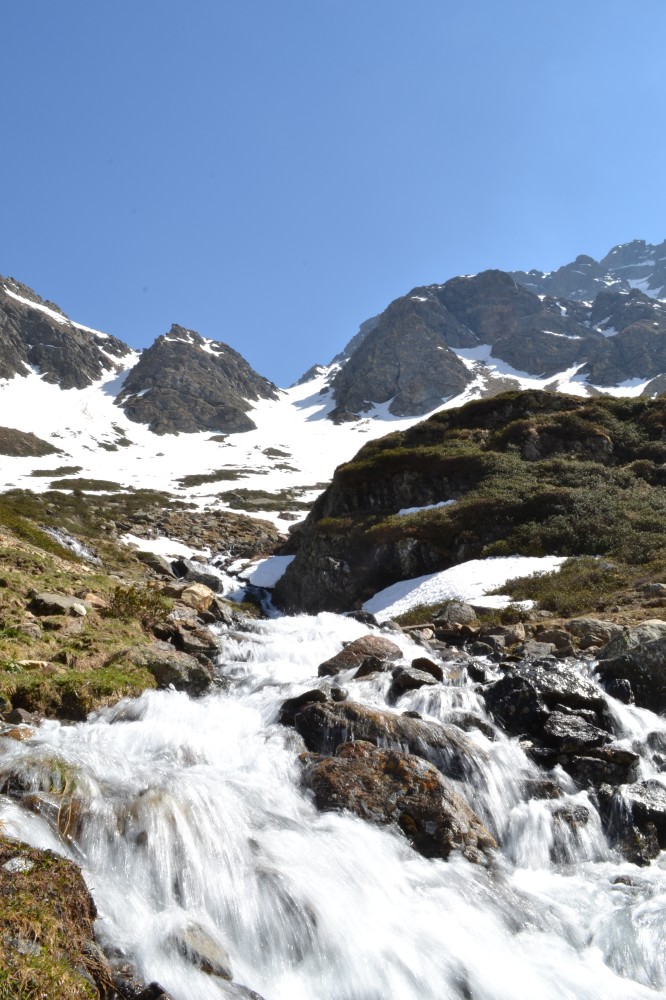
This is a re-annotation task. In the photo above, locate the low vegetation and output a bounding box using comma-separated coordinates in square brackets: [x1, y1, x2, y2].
[278, 390, 666, 613]
[0, 837, 105, 998]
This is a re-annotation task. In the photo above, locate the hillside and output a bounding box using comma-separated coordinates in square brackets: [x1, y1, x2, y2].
[274, 390, 666, 613]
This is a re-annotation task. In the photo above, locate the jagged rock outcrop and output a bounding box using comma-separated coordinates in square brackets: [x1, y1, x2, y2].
[512, 238, 666, 301]
[115, 324, 278, 434]
[0, 276, 131, 389]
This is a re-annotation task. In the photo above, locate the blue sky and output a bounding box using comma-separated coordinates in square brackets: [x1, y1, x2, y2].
[2, 1, 666, 385]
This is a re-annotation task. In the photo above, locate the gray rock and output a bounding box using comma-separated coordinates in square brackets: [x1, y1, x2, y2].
[109, 642, 214, 694]
[566, 617, 624, 649]
[169, 922, 233, 979]
[597, 620, 666, 712]
[28, 592, 91, 617]
[433, 601, 477, 626]
[389, 666, 438, 696]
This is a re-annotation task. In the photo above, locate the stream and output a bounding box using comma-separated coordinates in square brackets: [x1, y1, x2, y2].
[2, 610, 666, 999]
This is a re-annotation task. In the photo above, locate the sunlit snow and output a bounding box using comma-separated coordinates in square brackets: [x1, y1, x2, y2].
[362, 555, 567, 621]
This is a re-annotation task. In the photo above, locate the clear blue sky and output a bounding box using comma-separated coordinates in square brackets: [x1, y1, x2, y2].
[2, 0, 665, 385]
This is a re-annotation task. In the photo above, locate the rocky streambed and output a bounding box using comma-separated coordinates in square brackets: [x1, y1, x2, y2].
[2, 584, 666, 997]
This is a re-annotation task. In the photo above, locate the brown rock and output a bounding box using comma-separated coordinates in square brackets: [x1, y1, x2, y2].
[318, 634, 403, 677]
[300, 741, 496, 863]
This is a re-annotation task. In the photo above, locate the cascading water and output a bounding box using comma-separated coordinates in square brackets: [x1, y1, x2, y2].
[2, 611, 666, 999]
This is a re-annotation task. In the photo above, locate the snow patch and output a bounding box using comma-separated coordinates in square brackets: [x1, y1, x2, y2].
[240, 555, 295, 588]
[362, 555, 567, 621]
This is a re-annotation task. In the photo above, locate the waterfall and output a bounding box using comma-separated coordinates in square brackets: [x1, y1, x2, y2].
[2, 611, 666, 999]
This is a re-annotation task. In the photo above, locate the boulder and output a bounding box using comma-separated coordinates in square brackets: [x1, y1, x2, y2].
[292, 699, 484, 781]
[597, 620, 666, 712]
[136, 551, 176, 579]
[433, 601, 477, 626]
[168, 922, 233, 979]
[110, 642, 214, 694]
[171, 558, 222, 592]
[278, 689, 328, 726]
[389, 666, 438, 698]
[300, 741, 496, 863]
[566, 617, 624, 649]
[318, 634, 403, 677]
[28, 592, 91, 617]
[542, 711, 611, 753]
[410, 656, 444, 681]
[179, 583, 216, 613]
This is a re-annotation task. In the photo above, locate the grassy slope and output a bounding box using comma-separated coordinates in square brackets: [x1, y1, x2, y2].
[287, 390, 666, 616]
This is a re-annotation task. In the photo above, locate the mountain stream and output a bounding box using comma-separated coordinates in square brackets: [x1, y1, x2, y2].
[2, 610, 666, 999]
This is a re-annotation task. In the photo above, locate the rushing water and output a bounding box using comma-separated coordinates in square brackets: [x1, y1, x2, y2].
[2, 611, 666, 999]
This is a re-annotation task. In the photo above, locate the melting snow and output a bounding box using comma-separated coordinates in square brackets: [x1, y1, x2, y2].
[397, 500, 456, 516]
[362, 556, 567, 621]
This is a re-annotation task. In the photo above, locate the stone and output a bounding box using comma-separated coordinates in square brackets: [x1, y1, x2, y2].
[389, 666, 438, 696]
[300, 740, 496, 863]
[178, 583, 216, 613]
[28, 591, 91, 617]
[353, 655, 392, 679]
[172, 558, 222, 592]
[292, 699, 484, 782]
[542, 711, 610, 753]
[109, 642, 214, 694]
[169, 922, 233, 979]
[597, 620, 666, 712]
[278, 689, 328, 726]
[566, 617, 624, 649]
[318, 634, 403, 677]
[136, 551, 176, 578]
[433, 601, 477, 626]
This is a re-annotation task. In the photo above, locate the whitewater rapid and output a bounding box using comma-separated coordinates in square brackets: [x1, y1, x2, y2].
[2, 612, 666, 999]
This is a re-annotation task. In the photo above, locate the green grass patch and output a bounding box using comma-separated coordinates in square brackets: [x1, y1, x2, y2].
[29, 466, 83, 478]
[48, 478, 122, 491]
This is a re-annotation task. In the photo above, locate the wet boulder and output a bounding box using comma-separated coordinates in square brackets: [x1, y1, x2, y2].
[300, 740, 496, 863]
[171, 558, 222, 593]
[278, 688, 328, 726]
[542, 711, 611, 754]
[596, 620, 666, 712]
[318, 634, 403, 677]
[292, 699, 484, 781]
[389, 665, 438, 699]
[598, 780, 666, 865]
[168, 922, 233, 979]
[410, 656, 444, 681]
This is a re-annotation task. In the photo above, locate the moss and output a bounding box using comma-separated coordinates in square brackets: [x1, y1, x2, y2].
[48, 478, 123, 492]
[0, 837, 104, 998]
[29, 466, 83, 478]
[177, 468, 247, 487]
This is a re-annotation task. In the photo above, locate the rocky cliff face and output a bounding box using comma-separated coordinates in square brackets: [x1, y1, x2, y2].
[0, 276, 131, 389]
[329, 254, 666, 421]
[511, 238, 666, 302]
[115, 324, 279, 434]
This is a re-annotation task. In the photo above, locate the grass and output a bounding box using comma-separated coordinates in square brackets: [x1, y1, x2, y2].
[285, 390, 666, 612]
[29, 466, 83, 478]
[48, 478, 123, 491]
[0, 837, 104, 998]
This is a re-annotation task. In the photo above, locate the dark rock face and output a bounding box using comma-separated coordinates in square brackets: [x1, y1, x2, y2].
[596, 620, 666, 712]
[115, 324, 278, 434]
[0, 276, 131, 389]
[300, 740, 496, 863]
[292, 699, 483, 782]
[330, 294, 475, 418]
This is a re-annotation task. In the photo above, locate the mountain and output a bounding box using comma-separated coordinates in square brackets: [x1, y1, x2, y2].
[0, 277, 130, 389]
[115, 323, 279, 434]
[510, 238, 666, 301]
[3, 238, 666, 531]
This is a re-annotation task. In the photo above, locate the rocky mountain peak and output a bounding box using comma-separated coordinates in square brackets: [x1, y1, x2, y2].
[115, 323, 279, 435]
[0, 275, 131, 390]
